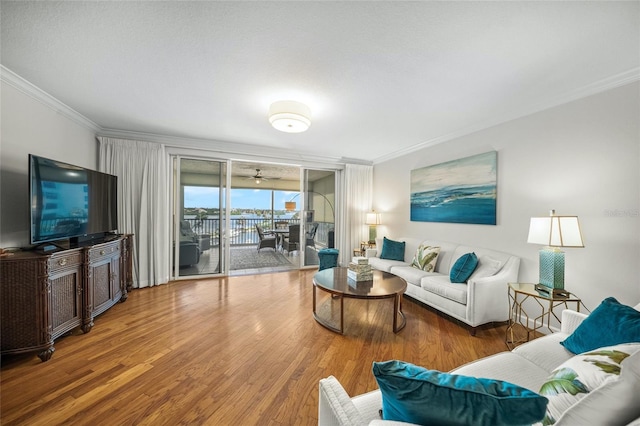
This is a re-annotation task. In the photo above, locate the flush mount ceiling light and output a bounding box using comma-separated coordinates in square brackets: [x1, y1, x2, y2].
[268, 100, 311, 133]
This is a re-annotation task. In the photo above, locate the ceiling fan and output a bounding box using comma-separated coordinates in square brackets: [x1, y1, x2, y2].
[245, 169, 280, 184]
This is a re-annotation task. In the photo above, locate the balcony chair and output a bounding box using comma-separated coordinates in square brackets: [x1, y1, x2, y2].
[274, 221, 289, 229]
[177, 220, 202, 266]
[180, 220, 198, 242]
[181, 219, 211, 252]
[178, 242, 201, 267]
[283, 224, 300, 254]
[305, 222, 319, 248]
[256, 225, 277, 251]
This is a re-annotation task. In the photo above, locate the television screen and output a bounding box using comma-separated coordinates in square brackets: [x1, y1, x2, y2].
[30, 154, 118, 245]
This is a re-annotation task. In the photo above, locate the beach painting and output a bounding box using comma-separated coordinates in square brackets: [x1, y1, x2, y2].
[410, 151, 497, 225]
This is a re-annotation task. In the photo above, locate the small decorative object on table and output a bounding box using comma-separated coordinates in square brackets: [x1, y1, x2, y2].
[347, 257, 373, 282]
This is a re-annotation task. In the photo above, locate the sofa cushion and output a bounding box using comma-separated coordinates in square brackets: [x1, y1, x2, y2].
[389, 266, 436, 287]
[421, 275, 467, 305]
[512, 332, 574, 374]
[560, 297, 640, 354]
[453, 351, 554, 393]
[369, 257, 408, 273]
[450, 252, 478, 283]
[410, 245, 440, 272]
[372, 360, 548, 426]
[539, 343, 640, 425]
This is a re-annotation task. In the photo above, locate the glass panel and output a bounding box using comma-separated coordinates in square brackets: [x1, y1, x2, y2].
[302, 169, 336, 267]
[174, 158, 226, 278]
[227, 161, 300, 274]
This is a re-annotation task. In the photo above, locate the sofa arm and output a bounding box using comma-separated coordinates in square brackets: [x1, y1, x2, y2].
[365, 249, 378, 258]
[560, 309, 589, 335]
[466, 257, 520, 326]
[319, 376, 367, 426]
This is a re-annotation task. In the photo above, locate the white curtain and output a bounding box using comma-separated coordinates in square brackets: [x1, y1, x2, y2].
[98, 137, 170, 288]
[336, 163, 373, 265]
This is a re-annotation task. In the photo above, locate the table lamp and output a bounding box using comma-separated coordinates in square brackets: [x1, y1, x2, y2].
[527, 209, 584, 295]
[365, 211, 381, 244]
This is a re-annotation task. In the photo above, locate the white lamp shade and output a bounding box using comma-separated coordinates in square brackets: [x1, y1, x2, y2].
[269, 101, 311, 133]
[365, 212, 381, 225]
[527, 215, 584, 247]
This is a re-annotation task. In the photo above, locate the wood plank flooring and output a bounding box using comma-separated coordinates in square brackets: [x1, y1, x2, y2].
[1, 270, 510, 425]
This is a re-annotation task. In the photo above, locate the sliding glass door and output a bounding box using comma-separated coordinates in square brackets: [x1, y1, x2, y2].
[172, 157, 228, 279]
[301, 168, 336, 267]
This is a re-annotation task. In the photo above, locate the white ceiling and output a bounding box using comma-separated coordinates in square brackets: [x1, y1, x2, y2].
[1, 1, 638, 164]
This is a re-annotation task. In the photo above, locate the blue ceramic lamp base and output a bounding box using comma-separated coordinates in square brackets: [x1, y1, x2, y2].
[536, 248, 570, 297]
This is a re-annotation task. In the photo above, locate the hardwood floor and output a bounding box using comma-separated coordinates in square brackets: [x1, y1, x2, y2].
[1, 270, 510, 425]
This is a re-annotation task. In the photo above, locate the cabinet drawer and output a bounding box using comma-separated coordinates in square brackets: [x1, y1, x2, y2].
[88, 241, 120, 263]
[49, 251, 83, 273]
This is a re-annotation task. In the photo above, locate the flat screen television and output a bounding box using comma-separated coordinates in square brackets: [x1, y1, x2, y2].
[29, 154, 118, 246]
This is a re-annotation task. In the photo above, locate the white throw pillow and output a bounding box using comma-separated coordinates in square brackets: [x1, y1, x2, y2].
[468, 255, 503, 280]
[539, 343, 640, 425]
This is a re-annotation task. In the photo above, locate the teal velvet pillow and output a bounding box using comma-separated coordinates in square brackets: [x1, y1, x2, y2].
[449, 252, 478, 283]
[380, 237, 405, 261]
[561, 297, 640, 354]
[372, 360, 548, 425]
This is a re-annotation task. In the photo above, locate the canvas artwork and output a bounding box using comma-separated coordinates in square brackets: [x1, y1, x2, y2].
[410, 151, 497, 225]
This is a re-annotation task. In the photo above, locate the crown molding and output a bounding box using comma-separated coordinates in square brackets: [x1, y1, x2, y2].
[0, 65, 355, 167]
[1, 65, 101, 132]
[4, 63, 635, 167]
[97, 128, 355, 167]
[372, 67, 640, 164]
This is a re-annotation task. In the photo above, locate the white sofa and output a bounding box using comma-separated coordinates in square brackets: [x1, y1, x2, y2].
[365, 237, 520, 334]
[318, 305, 640, 426]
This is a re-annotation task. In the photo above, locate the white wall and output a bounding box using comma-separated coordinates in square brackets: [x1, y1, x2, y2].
[373, 82, 640, 309]
[0, 81, 98, 248]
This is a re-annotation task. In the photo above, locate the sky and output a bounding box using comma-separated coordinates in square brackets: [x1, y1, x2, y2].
[184, 187, 298, 210]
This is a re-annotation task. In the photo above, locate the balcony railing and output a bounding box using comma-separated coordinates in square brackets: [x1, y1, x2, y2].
[183, 218, 333, 248]
[37, 217, 334, 249]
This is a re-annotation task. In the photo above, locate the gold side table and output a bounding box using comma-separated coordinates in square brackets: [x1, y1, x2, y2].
[506, 283, 587, 350]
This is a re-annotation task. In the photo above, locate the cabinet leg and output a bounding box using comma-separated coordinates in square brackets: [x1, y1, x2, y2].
[81, 320, 94, 334]
[37, 346, 55, 362]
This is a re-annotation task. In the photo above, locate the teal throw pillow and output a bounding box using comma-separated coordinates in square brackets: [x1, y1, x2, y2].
[372, 360, 548, 426]
[380, 237, 405, 262]
[560, 297, 640, 354]
[450, 252, 478, 283]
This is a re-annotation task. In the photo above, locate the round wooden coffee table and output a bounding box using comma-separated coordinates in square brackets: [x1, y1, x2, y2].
[312, 267, 407, 334]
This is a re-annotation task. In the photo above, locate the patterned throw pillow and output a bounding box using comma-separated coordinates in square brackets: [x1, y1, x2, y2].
[411, 245, 440, 272]
[538, 343, 640, 425]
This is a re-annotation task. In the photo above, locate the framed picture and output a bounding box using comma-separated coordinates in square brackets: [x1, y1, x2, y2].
[410, 151, 497, 225]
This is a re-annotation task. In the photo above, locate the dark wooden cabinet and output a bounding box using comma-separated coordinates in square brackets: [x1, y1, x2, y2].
[0, 235, 132, 361]
[83, 239, 123, 333]
[47, 249, 84, 359]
